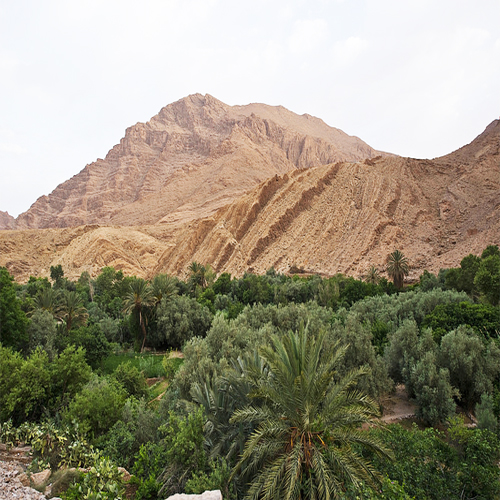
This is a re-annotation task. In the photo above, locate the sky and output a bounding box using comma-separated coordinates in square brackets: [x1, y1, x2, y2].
[1, 0, 499, 218]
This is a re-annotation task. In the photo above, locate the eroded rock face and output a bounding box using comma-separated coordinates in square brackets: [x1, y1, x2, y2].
[0, 210, 16, 230]
[13, 94, 385, 230]
[0, 120, 498, 284]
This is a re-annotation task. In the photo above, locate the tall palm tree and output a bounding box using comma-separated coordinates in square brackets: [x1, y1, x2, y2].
[57, 290, 88, 332]
[386, 250, 410, 290]
[123, 279, 154, 352]
[230, 327, 390, 500]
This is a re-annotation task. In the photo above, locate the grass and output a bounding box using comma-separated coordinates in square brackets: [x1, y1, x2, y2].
[100, 352, 165, 378]
[149, 378, 170, 401]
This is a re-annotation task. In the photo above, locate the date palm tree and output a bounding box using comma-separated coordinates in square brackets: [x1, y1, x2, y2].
[363, 265, 381, 285]
[230, 326, 391, 500]
[151, 274, 178, 307]
[57, 290, 88, 332]
[123, 279, 154, 352]
[386, 250, 409, 290]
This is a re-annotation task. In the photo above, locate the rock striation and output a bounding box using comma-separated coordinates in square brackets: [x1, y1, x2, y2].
[1, 120, 498, 283]
[9, 94, 386, 230]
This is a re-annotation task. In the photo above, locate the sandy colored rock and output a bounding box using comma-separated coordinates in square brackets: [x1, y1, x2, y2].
[30, 469, 51, 488]
[0, 119, 498, 284]
[166, 490, 222, 500]
[10, 94, 385, 230]
[0, 210, 16, 230]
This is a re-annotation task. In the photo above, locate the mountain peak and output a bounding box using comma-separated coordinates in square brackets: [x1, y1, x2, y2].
[10, 96, 384, 230]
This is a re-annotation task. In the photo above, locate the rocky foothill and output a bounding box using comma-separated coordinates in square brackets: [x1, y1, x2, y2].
[0, 444, 53, 500]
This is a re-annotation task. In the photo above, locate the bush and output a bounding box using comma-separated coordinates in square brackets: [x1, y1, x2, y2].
[64, 454, 125, 500]
[68, 324, 111, 369]
[64, 375, 127, 438]
[113, 362, 148, 399]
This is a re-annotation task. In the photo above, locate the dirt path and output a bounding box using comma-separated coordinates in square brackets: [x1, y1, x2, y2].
[380, 384, 417, 423]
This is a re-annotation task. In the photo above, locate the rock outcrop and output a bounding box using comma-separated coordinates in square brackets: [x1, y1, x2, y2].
[1, 120, 498, 283]
[0, 211, 16, 230]
[11, 94, 386, 230]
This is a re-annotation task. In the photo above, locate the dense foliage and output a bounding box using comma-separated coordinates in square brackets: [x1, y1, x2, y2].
[0, 244, 499, 498]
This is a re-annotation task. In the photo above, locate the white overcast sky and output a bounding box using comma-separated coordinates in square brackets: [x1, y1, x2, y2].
[1, 0, 499, 217]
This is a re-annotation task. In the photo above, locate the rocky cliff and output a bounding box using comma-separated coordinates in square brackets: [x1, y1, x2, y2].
[0, 211, 16, 230]
[10, 94, 385, 230]
[1, 120, 498, 283]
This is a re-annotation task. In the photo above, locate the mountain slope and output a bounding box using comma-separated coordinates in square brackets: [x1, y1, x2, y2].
[11, 94, 385, 229]
[1, 120, 498, 283]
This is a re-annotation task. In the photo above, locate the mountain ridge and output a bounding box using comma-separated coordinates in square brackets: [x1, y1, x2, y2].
[7, 94, 386, 230]
[1, 118, 498, 283]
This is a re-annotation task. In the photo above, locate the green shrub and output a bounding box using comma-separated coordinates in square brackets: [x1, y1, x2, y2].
[63, 375, 127, 438]
[113, 362, 148, 399]
[64, 454, 125, 500]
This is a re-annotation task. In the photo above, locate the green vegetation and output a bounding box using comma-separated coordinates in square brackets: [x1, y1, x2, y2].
[0, 244, 499, 499]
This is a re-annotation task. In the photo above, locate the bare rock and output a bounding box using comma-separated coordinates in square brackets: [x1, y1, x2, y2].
[166, 490, 222, 500]
[14, 94, 384, 230]
[30, 469, 51, 488]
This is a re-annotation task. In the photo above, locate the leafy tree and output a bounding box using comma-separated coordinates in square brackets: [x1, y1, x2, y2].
[50, 345, 92, 411]
[386, 250, 409, 290]
[27, 309, 57, 358]
[0, 267, 29, 351]
[155, 295, 213, 349]
[422, 301, 500, 341]
[50, 264, 64, 285]
[410, 351, 457, 425]
[64, 375, 127, 438]
[476, 393, 498, 432]
[3, 348, 51, 424]
[230, 327, 390, 500]
[438, 325, 500, 410]
[123, 279, 155, 352]
[445, 253, 481, 297]
[113, 362, 149, 399]
[68, 324, 111, 369]
[158, 407, 208, 497]
[474, 251, 500, 306]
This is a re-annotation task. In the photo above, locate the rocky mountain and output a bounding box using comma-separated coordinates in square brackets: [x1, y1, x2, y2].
[0, 211, 16, 230]
[1, 120, 498, 283]
[9, 94, 385, 230]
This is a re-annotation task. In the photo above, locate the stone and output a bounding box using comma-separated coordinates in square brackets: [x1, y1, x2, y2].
[30, 468, 51, 488]
[166, 490, 222, 500]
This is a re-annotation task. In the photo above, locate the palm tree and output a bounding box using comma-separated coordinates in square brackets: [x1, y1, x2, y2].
[123, 279, 154, 352]
[34, 288, 58, 315]
[57, 290, 88, 332]
[230, 327, 391, 500]
[188, 262, 216, 295]
[151, 274, 178, 307]
[386, 250, 410, 290]
[363, 265, 381, 285]
[191, 353, 268, 463]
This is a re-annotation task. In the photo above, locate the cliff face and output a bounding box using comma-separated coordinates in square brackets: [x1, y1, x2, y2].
[11, 94, 385, 229]
[1, 120, 498, 283]
[0, 211, 16, 230]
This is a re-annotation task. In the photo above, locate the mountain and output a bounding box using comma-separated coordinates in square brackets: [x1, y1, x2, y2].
[1, 120, 498, 283]
[10, 94, 385, 229]
[0, 211, 16, 230]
